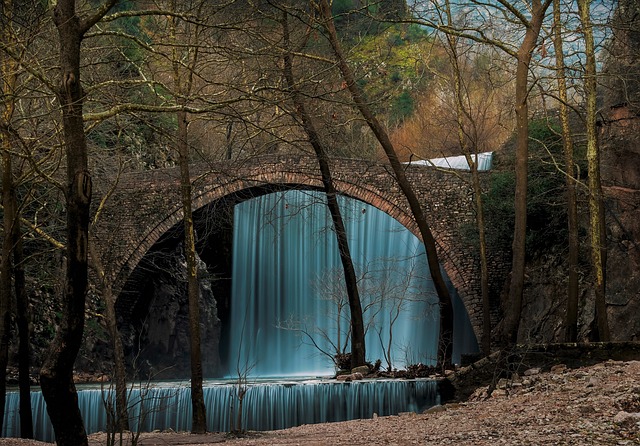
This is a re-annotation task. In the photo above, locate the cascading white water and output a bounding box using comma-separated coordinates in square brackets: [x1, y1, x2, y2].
[226, 190, 477, 377]
[2, 379, 439, 441]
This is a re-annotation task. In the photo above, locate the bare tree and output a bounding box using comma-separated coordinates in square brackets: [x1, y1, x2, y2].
[551, 0, 580, 342]
[577, 0, 610, 341]
[440, 0, 492, 355]
[88, 240, 130, 431]
[38, 1, 117, 444]
[163, 0, 218, 431]
[0, 190, 11, 427]
[497, 0, 552, 346]
[280, 6, 366, 368]
[1, 0, 55, 439]
[276, 266, 354, 370]
[315, 0, 454, 367]
[370, 259, 425, 371]
[12, 201, 32, 439]
[279, 256, 431, 373]
[0, 8, 18, 428]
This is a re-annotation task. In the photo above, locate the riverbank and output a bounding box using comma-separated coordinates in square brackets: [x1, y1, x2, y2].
[1, 358, 638, 445]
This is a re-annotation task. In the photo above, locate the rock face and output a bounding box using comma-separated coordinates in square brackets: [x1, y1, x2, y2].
[124, 246, 221, 379]
[517, 109, 640, 344]
[514, 5, 640, 344]
[601, 107, 640, 343]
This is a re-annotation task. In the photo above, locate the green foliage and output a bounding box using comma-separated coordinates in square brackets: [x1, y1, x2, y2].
[404, 24, 430, 43]
[84, 0, 180, 169]
[387, 33, 404, 47]
[333, 0, 357, 15]
[332, 0, 374, 35]
[479, 118, 570, 259]
[477, 168, 516, 254]
[333, 0, 409, 34]
[390, 90, 414, 124]
[102, 0, 148, 78]
[330, 4, 431, 127]
[348, 24, 431, 121]
[525, 120, 567, 256]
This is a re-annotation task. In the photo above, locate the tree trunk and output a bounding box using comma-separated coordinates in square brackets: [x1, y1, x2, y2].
[0, 134, 15, 436]
[0, 1, 18, 429]
[177, 109, 207, 433]
[442, 2, 492, 355]
[40, 10, 91, 442]
[169, 1, 208, 428]
[578, 0, 610, 341]
[88, 243, 130, 432]
[474, 169, 491, 355]
[317, 0, 454, 367]
[501, 0, 549, 346]
[102, 282, 130, 432]
[281, 10, 366, 368]
[40, 1, 116, 444]
[3, 5, 34, 433]
[14, 219, 33, 438]
[552, 0, 580, 342]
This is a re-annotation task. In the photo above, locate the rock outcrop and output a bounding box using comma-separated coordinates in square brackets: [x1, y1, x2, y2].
[123, 245, 221, 379]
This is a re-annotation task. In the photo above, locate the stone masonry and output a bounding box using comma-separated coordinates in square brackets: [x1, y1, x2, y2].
[93, 155, 509, 344]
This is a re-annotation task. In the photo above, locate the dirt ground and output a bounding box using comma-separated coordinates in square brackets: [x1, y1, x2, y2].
[1, 359, 638, 446]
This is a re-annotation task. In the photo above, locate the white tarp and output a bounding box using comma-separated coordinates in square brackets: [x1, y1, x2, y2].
[406, 152, 493, 171]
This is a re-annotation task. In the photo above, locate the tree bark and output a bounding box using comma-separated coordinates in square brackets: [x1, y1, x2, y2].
[501, 0, 550, 346]
[14, 218, 33, 438]
[88, 243, 130, 432]
[552, 0, 580, 342]
[2, 8, 36, 434]
[578, 0, 610, 341]
[474, 167, 491, 355]
[0, 0, 18, 429]
[281, 10, 366, 368]
[0, 130, 15, 437]
[40, 1, 116, 444]
[169, 1, 207, 430]
[317, 0, 454, 367]
[177, 108, 207, 433]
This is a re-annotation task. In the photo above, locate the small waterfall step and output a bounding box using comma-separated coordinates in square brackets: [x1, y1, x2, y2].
[3, 378, 440, 442]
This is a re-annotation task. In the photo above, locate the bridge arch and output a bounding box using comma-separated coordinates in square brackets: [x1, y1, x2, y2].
[95, 156, 502, 347]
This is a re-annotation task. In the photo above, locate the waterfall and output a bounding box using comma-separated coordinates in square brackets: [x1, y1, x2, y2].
[226, 190, 477, 377]
[2, 379, 439, 442]
[1, 190, 477, 442]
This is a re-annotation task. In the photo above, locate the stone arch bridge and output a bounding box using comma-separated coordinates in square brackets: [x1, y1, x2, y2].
[93, 155, 506, 343]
